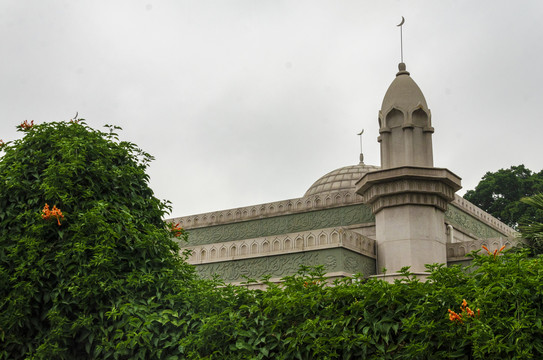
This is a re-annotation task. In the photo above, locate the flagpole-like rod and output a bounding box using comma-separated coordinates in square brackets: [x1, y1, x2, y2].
[397, 16, 405, 63]
[357, 129, 364, 164]
[400, 25, 403, 62]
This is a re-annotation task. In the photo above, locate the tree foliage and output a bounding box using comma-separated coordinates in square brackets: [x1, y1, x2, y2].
[520, 194, 543, 254]
[0, 120, 205, 359]
[463, 165, 543, 228]
[178, 248, 543, 359]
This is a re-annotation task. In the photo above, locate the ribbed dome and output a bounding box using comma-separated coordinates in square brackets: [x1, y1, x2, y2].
[381, 63, 428, 113]
[304, 163, 380, 197]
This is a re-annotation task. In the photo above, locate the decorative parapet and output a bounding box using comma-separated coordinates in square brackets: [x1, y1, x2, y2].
[180, 227, 376, 265]
[167, 172, 515, 240]
[451, 195, 517, 237]
[447, 237, 522, 261]
[169, 191, 364, 230]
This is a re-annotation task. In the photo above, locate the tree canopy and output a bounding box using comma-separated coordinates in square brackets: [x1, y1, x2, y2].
[463, 165, 543, 228]
[520, 194, 543, 254]
[0, 120, 205, 359]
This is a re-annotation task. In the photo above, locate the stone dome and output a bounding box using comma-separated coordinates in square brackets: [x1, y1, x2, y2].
[304, 163, 380, 197]
[381, 63, 428, 113]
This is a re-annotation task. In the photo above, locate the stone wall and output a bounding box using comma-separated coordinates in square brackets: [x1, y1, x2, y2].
[193, 247, 377, 283]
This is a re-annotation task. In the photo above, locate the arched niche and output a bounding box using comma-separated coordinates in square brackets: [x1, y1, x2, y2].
[319, 232, 327, 245]
[240, 244, 247, 256]
[295, 236, 304, 249]
[307, 235, 315, 247]
[386, 108, 404, 128]
[412, 108, 429, 127]
[331, 231, 340, 244]
[284, 238, 292, 250]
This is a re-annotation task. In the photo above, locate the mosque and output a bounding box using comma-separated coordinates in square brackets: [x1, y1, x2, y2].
[168, 62, 517, 284]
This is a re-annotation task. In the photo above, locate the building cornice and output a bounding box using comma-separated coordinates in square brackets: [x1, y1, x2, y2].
[355, 166, 462, 213]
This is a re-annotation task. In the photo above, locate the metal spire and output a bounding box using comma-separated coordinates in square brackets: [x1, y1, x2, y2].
[397, 16, 405, 63]
[357, 129, 364, 164]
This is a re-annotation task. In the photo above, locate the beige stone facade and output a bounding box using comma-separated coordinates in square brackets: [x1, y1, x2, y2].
[168, 62, 518, 285]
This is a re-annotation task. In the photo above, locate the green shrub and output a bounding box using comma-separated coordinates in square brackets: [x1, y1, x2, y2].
[0, 120, 199, 359]
[181, 250, 543, 359]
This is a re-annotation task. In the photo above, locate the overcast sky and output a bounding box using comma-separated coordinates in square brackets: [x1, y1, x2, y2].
[1, 1, 542, 218]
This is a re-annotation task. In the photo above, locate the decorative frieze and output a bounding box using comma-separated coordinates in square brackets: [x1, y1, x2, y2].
[450, 195, 516, 237]
[183, 203, 374, 246]
[181, 227, 376, 265]
[369, 192, 450, 213]
[192, 247, 377, 283]
[445, 203, 514, 239]
[169, 191, 363, 230]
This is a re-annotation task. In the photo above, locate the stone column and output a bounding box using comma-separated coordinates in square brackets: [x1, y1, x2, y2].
[356, 166, 461, 276]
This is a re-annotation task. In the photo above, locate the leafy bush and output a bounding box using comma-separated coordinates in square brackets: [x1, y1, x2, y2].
[0, 120, 201, 359]
[180, 249, 543, 359]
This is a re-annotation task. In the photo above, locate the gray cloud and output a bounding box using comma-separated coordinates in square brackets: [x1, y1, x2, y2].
[1, 0, 542, 217]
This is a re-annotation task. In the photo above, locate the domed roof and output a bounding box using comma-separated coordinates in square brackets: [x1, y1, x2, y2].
[381, 63, 428, 113]
[304, 163, 380, 197]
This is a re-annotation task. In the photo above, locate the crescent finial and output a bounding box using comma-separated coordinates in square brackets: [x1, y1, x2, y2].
[357, 129, 365, 164]
[397, 16, 405, 27]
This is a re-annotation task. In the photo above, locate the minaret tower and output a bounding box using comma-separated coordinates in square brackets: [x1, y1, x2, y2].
[356, 58, 461, 278]
[379, 62, 434, 169]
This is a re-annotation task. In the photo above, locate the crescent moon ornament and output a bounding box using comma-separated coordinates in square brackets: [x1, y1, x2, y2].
[397, 16, 405, 27]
